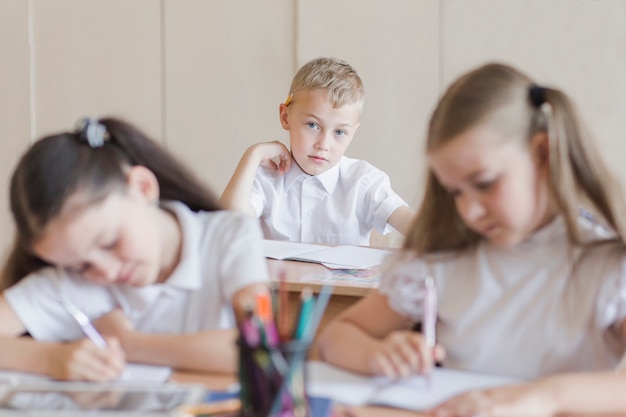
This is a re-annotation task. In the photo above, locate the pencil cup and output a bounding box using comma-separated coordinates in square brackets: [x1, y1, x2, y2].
[238, 339, 311, 417]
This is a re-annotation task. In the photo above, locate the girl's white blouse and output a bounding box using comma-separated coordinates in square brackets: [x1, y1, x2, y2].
[5, 201, 269, 341]
[379, 214, 626, 378]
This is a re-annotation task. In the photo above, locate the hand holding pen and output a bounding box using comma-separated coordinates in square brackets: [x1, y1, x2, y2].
[49, 336, 127, 381]
[54, 268, 128, 381]
[367, 276, 443, 380]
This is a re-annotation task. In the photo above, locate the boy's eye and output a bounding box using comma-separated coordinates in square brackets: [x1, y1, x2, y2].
[334, 129, 348, 137]
[306, 122, 320, 130]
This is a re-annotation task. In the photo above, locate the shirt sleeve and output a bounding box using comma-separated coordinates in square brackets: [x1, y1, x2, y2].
[216, 212, 270, 301]
[250, 169, 267, 218]
[361, 170, 407, 234]
[596, 253, 626, 330]
[378, 253, 432, 322]
[4, 268, 115, 342]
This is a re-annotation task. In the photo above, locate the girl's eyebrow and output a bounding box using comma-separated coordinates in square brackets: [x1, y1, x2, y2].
[463, 169, 489, 181]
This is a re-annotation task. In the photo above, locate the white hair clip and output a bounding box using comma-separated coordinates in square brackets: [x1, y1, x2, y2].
[75, 117, 108, 148]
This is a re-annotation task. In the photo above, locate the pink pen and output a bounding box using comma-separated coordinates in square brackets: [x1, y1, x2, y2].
[422, 276, 437, 388]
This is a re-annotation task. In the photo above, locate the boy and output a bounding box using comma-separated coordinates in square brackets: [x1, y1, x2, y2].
[220, 57, 415, 245]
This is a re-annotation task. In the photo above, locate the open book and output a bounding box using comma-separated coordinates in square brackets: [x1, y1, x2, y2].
[307, 361, 519, 411]
[262, 240, 392, 269]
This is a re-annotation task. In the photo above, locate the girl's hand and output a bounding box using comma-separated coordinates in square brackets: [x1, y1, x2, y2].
[367, 330, 445, 378]
[93, 309, 134, 348]
[429, 382, 559, 417]
[49, 337, 126, 381]
[251, 141, 292, 175]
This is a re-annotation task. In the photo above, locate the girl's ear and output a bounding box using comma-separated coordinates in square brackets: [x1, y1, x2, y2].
[531, 131, 550, 170]
[278, 103, 290, 130]
[126, 165, 160, 204]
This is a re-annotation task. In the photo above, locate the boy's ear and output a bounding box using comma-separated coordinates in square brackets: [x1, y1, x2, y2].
[279, 103, 290, 130]
[126, 165, 160, 204]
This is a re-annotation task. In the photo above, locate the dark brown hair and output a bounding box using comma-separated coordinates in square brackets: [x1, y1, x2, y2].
[1, 117, 220, 290]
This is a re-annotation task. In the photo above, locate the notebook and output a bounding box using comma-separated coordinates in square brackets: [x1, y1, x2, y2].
[262, 240, 392, 269]
[307, 361, 519, 411]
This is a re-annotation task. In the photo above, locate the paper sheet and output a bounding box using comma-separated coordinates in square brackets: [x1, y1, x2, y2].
[306, 361, 519, 411]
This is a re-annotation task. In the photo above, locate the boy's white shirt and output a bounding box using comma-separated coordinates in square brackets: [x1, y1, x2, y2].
[380, 214, 626, 379]
[4, 201, 269, 341]
[250, 155, 407, 245]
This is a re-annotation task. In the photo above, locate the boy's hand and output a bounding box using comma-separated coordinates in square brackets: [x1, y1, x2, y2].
[250, 141, 292, 175]
[429, 382, 558, 417]
[49, 337, 126, 381]
[367, 330, 445, 378]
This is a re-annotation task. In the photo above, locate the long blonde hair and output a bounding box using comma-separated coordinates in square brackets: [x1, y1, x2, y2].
[404, 63, 626, 253]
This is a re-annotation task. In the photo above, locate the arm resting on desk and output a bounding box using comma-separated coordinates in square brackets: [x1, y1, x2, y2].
[317, 290, 442, 379]
[431, 371, 626, 417]
[118, 327, 238, 374]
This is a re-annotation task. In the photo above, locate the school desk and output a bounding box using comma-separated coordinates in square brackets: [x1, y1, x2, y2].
[170, 369, 626, 417]
[266, 258, 376, 358]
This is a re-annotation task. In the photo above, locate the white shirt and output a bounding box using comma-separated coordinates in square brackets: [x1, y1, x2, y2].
[4, 201, 269, 342]
[251, 156, 407, 245]
[379, 214, 626, 379]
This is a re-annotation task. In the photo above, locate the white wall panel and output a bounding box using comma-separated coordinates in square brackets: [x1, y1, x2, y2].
[164, 0, 295, 193]
[32, 0, 162, 139]
[0, 1, 31, 257]
[442, 0, 626, 189]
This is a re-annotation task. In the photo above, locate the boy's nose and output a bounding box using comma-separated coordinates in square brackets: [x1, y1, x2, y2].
[314, 133, 331, 150]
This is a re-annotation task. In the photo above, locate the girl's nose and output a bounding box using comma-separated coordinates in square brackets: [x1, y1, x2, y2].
[458, 195, 486, 224]
[93, 258, 121, 283]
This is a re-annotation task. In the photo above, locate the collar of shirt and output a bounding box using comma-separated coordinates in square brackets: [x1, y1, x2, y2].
[284, 156, 342, 195]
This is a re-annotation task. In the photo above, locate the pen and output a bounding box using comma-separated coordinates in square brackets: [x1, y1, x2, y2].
[294, 288, 314, 340]
[278, 269, 290, 342]
[58, 294, 108, 348]
[422, 276, 437, 387]
[255, 290, 279, 347]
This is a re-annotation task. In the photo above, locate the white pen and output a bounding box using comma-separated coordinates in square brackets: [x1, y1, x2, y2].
[422, 276, 437, 387]
[55, 268, 129, 380]
[58, 294, 108, 349]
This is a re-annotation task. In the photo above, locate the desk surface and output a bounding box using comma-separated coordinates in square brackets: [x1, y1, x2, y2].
[170, 370, 626, 417]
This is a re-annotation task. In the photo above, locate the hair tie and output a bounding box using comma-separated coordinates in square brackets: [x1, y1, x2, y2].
[529, 85, 547, 108]
[75, 117, 108, 148]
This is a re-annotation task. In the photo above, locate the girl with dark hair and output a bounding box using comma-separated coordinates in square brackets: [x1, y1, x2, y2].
[0, 117, 268, 381]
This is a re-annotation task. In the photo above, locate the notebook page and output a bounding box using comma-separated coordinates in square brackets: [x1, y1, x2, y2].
[307, 361, 519, 411]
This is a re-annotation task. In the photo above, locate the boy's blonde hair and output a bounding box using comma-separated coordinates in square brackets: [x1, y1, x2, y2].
[404, 62, 626, 253]
[288, 57, 365, 112]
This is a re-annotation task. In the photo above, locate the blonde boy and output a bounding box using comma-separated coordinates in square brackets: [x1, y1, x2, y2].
[220, 57, 414, 245]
